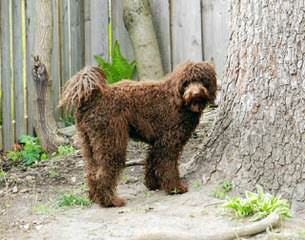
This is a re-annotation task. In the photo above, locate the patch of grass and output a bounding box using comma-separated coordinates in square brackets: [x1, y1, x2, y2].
[144, 191, 152, 198]
[57, 193, 91, 207]
[48, 169, 60, 179]
[60, 115, 75, 127]
[212, 180, 234, 199]
[192, 179, 202, 190]
[33, 203, 56, 215]
[78, 182, 89, 192]
[223, 185, 292, 221]
[121, 175, 130, 184]
[222, 180, 233, 192]
[212, 189, 227, 199]
[7, 135, 48, 166]
[57, 145, 75, 156]
[0, 169, 7, 183]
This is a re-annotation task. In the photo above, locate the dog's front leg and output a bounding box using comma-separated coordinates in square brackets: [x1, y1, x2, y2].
[145, 146, 188, 194]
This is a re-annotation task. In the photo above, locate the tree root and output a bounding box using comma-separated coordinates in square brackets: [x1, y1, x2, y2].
[133, 213, 281, 240]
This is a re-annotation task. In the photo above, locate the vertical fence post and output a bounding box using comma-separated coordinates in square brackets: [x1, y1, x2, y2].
[13, 0, 26, 141]
[1, 1, 13, 150]
[60, 0, 71, 85]
[171, 0, 203, 67]
[70, 0, 85, 75]
[89, 0, 109, 64]
[25, 0, 35, 135]
[149, 0, 172, 73]
[202, 0, 229, 82]
[51, 0, 62, 119]
[112, 0, 134, 61]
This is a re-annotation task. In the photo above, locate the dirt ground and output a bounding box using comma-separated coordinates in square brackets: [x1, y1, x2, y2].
[1, 112, 305, 240]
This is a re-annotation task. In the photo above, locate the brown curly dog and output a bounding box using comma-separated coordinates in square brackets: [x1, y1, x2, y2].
[59, 61, 217, 207]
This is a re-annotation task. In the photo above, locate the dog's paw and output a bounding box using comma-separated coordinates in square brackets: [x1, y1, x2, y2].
[111, 196, 127, 207]
[167, 182, 188, 195]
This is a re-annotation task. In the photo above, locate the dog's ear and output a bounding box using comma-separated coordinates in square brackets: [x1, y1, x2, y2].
[168, 62, 191, 107]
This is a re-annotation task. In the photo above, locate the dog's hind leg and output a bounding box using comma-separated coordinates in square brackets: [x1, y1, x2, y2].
[85, 120, 129, 207]
[145, 145, 188, 194]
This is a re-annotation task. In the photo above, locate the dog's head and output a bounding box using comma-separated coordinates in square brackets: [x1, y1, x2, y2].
[170, 61, 217, 112]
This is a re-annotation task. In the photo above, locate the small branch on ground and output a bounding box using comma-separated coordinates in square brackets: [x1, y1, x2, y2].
[134, 213, 281, 240]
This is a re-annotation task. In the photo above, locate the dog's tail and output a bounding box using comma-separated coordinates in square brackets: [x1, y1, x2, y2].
[59, 66, 107, 110]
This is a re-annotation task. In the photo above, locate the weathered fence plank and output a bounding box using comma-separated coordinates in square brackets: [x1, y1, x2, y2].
[89, 0, 109, 64]
[13, 0, 26, 140]
[171, 0, 203, 67]
[70, 0, 84, 74]
[25, 0, 35, 135]
[1, 1, 13, 150]
[112, 0, 134, 61]
[202, 0, 229, 82]
[60, 0, 71, 84]
[149, 0, 172, 73]
[51, 0, 61, 118]
[84, 1, 92, 65]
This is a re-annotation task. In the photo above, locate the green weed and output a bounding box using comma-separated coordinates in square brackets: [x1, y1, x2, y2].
[48, 169, 60, 178]
[95, 41, 136, 84]
[57, 193, 91, 207]
[121, 175, 130, 184]
[0, 169, 7, 183]
[60, 115, 75, 127]
[33, 203, 56, 215]
[57, 145, 75, 156]
[222, 180, 233, 192]
[144, 191, 152, 198]
[192, 179, 202, 190]
[223, 185, 292, 221]
[7, 135, 48, 166]
[212, 180, 234, 199]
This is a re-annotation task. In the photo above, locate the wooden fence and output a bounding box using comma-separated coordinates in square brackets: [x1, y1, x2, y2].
[0, 0, 228, 151]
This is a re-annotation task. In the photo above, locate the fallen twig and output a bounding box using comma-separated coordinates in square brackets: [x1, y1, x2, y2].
[133, 213, 281, 240]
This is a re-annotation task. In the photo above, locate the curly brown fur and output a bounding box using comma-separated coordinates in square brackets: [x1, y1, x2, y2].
[60, 61, 217, 207]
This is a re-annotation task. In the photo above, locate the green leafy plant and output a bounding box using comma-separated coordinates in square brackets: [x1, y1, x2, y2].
[94, 40, 136, 84]
[7, 135, 48, 166]
[60, 115, 75, 127]
[212, 180, 234, 199]
[223, 185, 292, 221]
[222, 180, 233, 192]
[57, 145, 75, 156]
[57, 193, 91, 207]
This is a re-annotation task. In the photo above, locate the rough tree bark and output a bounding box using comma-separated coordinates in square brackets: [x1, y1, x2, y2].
[33, 0, 67, 152]
[184, 0, 305, 205]
[123, 0, 164, 79]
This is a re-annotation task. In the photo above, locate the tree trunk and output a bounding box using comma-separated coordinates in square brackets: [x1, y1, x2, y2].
[123, 0, 164, 80]
[184, 0, 305, 206]
[33, 0, 67, 152]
